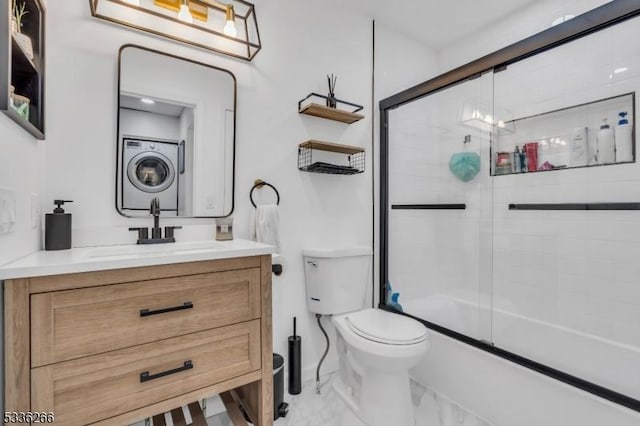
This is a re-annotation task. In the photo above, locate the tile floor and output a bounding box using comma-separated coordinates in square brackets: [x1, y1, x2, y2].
[203, 373, 493, 426]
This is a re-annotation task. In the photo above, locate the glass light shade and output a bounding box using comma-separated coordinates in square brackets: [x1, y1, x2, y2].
[223, 20, 237, 37]
[177, 4, 193, 24]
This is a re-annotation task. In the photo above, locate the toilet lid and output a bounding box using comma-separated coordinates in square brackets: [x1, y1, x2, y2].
[345, 309, 427, 345]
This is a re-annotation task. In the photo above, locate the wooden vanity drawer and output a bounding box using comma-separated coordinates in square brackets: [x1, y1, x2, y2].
[31, 320, 261, 426]
[31, 268, 261, 366]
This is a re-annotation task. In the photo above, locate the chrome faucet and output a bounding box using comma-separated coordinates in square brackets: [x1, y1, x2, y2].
[129, 197, 181, 244]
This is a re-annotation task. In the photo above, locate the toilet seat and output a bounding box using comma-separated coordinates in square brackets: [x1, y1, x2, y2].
[345, 308, 427, 346]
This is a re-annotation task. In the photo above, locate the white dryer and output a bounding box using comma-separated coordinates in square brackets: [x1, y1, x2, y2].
[122, 138, 179, 213]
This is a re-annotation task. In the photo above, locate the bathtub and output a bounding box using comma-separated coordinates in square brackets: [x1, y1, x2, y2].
[403, 295, 640, 401]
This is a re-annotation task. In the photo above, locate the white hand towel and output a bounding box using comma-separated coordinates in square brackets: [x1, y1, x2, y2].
[250, 204, 280, 251]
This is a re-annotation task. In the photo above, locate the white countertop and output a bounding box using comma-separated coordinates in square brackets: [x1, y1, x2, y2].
[0, 239, 276, 280]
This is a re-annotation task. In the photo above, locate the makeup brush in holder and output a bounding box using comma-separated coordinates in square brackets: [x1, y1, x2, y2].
[326, 74, 337, 108]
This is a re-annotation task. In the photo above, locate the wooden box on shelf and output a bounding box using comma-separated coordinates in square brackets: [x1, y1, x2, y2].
[1, 0, 45, 139]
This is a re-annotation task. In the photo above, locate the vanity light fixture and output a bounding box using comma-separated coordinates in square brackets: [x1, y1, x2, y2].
[223, 5, 237, 37]
[89, 0, 262, 61]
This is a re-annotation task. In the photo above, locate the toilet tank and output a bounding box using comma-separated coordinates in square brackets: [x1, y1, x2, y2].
[302, 247, 372, 315]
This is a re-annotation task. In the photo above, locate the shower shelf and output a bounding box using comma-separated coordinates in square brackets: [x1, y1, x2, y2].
[493, 92, 635, 176]
[298, 140, 365, 175]
[298, 93, 364, 124]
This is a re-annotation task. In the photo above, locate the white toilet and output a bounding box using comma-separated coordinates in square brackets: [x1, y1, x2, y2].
[303, 247, 429, 426]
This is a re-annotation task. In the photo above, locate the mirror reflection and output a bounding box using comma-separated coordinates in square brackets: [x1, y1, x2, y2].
[117, 45, 235, 218]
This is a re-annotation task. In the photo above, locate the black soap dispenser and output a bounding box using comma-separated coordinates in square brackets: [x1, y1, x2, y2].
[45, 200, 73, 250]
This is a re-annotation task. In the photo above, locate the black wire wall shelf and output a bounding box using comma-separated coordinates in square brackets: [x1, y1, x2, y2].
[298, 140, 365, 175]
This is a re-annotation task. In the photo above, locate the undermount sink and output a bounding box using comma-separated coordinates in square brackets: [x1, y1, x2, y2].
[87, 240, 224, 259]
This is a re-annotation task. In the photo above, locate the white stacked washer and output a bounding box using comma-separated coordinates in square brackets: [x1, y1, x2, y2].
[122, 138, 179, 213]
[303, 247, 429, 426]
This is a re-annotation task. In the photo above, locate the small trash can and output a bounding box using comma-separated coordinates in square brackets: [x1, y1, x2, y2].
[273, 353, 289, 420]
[241, 354, 289, 422]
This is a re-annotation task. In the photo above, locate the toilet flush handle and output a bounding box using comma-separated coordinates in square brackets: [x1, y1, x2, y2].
[306, 259, 319, 267]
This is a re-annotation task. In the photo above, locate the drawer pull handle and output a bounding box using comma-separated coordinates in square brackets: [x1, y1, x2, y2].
[140, 360, 193, 383]
[140, 302, 193, 317]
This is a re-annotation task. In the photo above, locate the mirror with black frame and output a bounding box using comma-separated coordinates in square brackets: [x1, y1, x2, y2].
[116, 45, 235, 218]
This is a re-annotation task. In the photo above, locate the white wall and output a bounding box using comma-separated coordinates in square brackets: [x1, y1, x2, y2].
[0, 0, 49, 415]
[43, 0, 373, 386]
[0, 108, 46, 417]
[0, 3, 48, 264]
[374, 22, 440, 101]
[120, 109, 181, 141]
[0, 120, 45, 265]
[439, 0, 611, 72]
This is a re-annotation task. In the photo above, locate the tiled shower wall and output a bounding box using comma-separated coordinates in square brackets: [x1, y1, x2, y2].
[388, 71, 494, 340]
[387, 5, 640, 412]
[490, 16, 640, 348]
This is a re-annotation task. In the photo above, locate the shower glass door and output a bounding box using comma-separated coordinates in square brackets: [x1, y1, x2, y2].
[491, 14, 640, 400]
[387, 73, 494, 341]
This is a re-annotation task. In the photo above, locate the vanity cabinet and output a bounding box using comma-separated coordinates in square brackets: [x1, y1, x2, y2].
[5, 255, 273, 425]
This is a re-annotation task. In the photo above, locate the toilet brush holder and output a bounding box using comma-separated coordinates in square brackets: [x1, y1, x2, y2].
[288, 317, 302, 395]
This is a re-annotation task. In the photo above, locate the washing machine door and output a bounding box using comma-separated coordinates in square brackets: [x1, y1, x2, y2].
[127, 151, 176, 193]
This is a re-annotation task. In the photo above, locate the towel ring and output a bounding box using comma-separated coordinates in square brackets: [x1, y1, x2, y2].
[250, 179, 280, 208]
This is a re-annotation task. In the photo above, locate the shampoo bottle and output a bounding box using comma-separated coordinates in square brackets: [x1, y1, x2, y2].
[570, 127, 588, 167]
[615, 111, 633, 163]
[597, 118, 615, 164]
[513, 146, 521, 173]
[520, 149, 528, 172]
